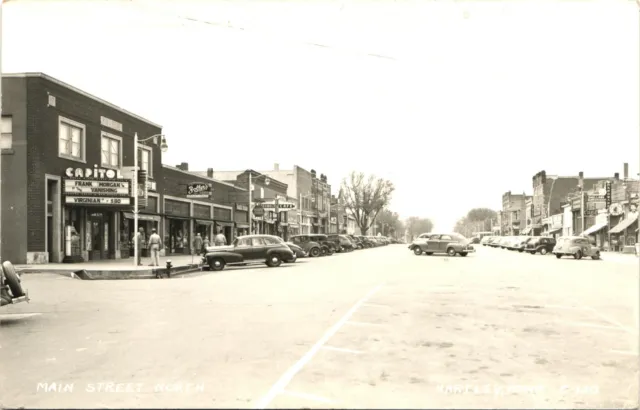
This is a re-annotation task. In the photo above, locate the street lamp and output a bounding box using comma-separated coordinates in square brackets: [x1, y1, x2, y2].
[132, 132, 168, 267]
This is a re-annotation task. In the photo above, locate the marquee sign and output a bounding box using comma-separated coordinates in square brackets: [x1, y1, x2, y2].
[261, 201, 296, 210]
[65, 196, 131, 205]
[64, 179, 130, 196]
[63, 167, 132, 207]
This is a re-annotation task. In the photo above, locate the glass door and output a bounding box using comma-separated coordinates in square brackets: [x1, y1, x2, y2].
[88, 213, 104, 260]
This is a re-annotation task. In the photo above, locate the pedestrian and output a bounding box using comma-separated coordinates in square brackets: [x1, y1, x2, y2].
[193, 233, 203, 256]
[135, 227, 144, 266]
[148, 228, 163, 267]
[214, 230, 227, 246]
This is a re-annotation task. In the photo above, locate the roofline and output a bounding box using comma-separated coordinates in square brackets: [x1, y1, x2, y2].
[162, 165, 247, 190]
[3, 72, 162, 128]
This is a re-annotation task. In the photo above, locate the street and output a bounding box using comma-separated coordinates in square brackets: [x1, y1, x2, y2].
[1, 245, 638, 409]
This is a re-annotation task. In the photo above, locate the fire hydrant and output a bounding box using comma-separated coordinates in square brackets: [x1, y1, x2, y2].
[165, 260, 172, 278]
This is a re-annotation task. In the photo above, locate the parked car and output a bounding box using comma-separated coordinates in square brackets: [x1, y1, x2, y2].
[514, 237, 535, 252]
[289, 235, 324, 257]
[203, 235, 295, 271]
[308, 234, 337, 255]
[1, 261, 29, 307]
[526, 236, 556, 255]
[552, 236, 601, 260]
[327, 234, 355, 252]
[480, 236, 494, 246]
[409, 233, 475, 257]
[284, 241, 306, 259]
[358, 236, 375, 248]
[347, 235, 364, 249]
[488, 237, 503, 248]
[507, 236, 528, 251]
[470, 237, 481, 244]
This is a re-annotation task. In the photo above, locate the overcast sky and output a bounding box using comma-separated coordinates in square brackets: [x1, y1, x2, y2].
[3, 0, 639, 231]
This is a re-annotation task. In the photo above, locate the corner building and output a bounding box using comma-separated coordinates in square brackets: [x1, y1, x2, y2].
[1, 73, 164, 264]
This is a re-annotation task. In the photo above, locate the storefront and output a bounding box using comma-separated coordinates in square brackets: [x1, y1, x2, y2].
[234, 204, 250, 237]
[121, 195, 161, 258]
[61, 166, 132, 262]
[214, 206, 234, 244]
[164, 197, 191, 255]
[548, 213, 564, 240]
[193, 203, 214, 243]
[609, 205, 638, 252]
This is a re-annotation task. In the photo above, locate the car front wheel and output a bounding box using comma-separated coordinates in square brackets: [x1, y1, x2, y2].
[540, 248, 548, 255]
[413, 247, 423, 255]
[591, 251, 600, 260]
[574, 250, 583, 260]
[459, 252, 468, 257]
[447, 248, 457, 257]
[267, 254, 282, 267]
[309, 247, 321, 257]
[209, 258, 225, 271]
[555, 253, 562, 259]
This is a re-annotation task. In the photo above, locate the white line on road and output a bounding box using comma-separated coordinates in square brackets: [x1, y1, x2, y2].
[610, 349, 639, 356]
[564, 322, 632, 331]
[0, 312, 42, 319]
[281, 390, 334, 404]
[252, 283, 385, 409]
[321, 345, 364, 354]
[362, 303, 389, 308]
[344, 321, 385, 327]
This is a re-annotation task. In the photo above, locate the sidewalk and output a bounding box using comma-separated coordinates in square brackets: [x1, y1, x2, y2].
[15, 254, 204, 280]
[600, 251, 640, 265]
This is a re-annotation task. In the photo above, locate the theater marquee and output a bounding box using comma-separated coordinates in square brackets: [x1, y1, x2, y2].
[63, 166, 132, 207]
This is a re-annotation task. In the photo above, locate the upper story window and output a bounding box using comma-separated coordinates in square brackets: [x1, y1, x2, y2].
[138, 145, 152, 178]
[59, 116, 86, 162]
[1, 116, 12, 151]
[101, 132, 122, 168]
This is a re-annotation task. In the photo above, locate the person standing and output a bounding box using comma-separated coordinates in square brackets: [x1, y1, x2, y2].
[214, 230, 227, 246]
[148, 228, 163, 267]
[135, 227, 145, 266]
[193, 233, 203, 256]
[203, 235, 210, 252]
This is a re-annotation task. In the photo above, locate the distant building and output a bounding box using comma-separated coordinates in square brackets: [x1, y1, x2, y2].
[501, 191, 531, 235]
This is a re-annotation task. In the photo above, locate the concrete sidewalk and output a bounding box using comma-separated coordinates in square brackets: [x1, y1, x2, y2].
[15, 254, 205, 280]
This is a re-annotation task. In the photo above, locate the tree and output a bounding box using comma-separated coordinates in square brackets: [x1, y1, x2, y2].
[341, 172, 395, 235]
[466, 208, 497, 222]
[454, 208, 498, 237]
[377, 209, 404, 237]
[405, 216, 434, 239]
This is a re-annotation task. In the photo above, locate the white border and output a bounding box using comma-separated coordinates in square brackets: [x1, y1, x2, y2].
[100, 131, 123, 170]
[58, 115, 87, 163]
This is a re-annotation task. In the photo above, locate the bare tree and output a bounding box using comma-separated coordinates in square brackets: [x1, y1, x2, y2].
[341, 172, 395, 235]
[405, 216, 434, 240]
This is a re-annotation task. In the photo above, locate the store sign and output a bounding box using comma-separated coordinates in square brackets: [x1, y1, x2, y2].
[65, 167, 124, 179]
[64, 179, 130, 196]
[261, 201, 296, 210]
[571, 196, 582, 210]
[236, 204, 249, 211]
[253, 205, 265, 217]
[605, 182, 612, 208]
[186, 183, 212, 198]
[65, 196, 130, 205]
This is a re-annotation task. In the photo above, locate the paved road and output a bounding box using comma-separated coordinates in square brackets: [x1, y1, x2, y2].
[1, 245, 638, 409]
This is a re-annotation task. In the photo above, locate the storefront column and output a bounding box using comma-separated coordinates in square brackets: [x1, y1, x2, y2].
[113, 211, 121, 259]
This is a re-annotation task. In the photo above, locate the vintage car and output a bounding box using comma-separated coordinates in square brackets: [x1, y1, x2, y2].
[514, 237, 535, 252]
[1, 261, 29, 307]
[409, 233, 475, 257]
[553, 236, 601, 260]
[480, 236, 494, 246]
[289, 235, 325, 257]
[507, 236, 529, 251]
[285, 241, 307, 259]
[487, 237, 503, 248]
[327, 234, 355, 252]
[347, 235, 364, 249]
[203, 234, 295, 271]
[526, 236, 556, 255]
[308, 234, 337, 255]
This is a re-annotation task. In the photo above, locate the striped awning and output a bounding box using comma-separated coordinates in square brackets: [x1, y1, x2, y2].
[609, 214, 638, 234]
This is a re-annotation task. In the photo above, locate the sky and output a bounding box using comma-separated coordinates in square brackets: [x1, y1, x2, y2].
[3, 0, 639, 231]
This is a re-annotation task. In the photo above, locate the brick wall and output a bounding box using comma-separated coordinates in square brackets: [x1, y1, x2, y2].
[161, 165, 240, 207]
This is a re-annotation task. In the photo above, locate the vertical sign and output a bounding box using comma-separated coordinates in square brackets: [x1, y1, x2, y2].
[605, 181, 612, 208]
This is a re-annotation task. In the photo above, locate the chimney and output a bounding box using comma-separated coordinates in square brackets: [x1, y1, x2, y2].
[311, 169, 316, 178]
[274, 163, 279, 171]
[207, 168, 213, 178]
[177, 162, 188, 171]
[614, 172, 619, 180]
[624, 163, 629, 179]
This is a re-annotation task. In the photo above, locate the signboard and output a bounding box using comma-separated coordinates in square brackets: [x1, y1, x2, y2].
[584, 209, 598, 216]
[187, 183, 212, 199]
[571, 196, 582, 210]
[253, 205, 265, 217]
[236, 204, 249, 211]
[65, 167, 123, 179]
[64, 179, 130, 196]
[605, 182, 612, 208]
[587, 194, 605, 201]
[65, 196, 130, 205]
[261, 201, 296, 210]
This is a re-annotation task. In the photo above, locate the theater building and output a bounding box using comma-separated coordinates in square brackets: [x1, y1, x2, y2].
[1, 73, 164, 264]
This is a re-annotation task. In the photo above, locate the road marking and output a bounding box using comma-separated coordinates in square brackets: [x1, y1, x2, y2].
[0, 312, 42, 319]
[252, 283, 385, 409]
[321, 346, 363, 354]
[281, 390, 334, 404]
[565, 322, 632, 331]
[610, 349, 638, 356]
[344, 321, 384, 327]
[362, 303, 389, 308]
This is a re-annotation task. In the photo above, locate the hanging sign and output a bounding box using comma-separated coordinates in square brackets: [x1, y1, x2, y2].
[253, 205, 265, 217]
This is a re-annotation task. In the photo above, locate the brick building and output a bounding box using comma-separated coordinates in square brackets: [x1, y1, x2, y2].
[501, 191, 530, 235]
[0, 73, 244, 264]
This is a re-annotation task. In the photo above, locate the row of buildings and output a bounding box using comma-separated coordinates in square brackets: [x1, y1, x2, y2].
[0, 73, 364, 264]
[490, 167, 639, 253]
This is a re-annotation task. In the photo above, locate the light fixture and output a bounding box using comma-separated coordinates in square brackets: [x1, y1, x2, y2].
[160, 136, 169, 152]
[264, 178, 271, 186]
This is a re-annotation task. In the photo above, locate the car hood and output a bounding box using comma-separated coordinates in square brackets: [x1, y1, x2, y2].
[205, 245, 235, 253]
[286, 242, 302, 251]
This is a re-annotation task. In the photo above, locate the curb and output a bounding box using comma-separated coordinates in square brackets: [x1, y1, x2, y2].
[18, 264, 204, 280]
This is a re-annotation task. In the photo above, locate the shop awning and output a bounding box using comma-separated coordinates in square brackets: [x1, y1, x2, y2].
[236, 223, 250, 229]
[123, 212, 161, 222]
[582, 222, 608, 236]
[492, 226, 501, 232]
[279, 223, 289, 227]
[195, 219, 214, 226]
[521, 227, 532, 235]
[216, 221, 234, 228]
[548, 227, 562, 234]
[609, 214, 638, 234]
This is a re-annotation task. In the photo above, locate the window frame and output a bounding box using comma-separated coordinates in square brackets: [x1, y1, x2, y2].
[58, 116, 86, 163]
[100, 131, 123, 169]
[137, 143, 153, 179]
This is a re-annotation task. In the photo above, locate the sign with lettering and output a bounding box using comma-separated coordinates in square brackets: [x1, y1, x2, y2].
[236, 204, 249, 211]
[100, 116, 123, 132]
[253, 205, 265, 217]
[64, 179, 130, 196]
[605, 182, 612, 208]
[65, 196, 130, 205]
[65, 167, 123, 179]
[187, 183, 212, 198]
[261, 201, 296, 210]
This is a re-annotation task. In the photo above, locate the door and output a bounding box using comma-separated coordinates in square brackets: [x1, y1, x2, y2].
[426, 235, 440, 252]
[88, 213, 104, 260]
[233, 237, 253, 261]
[250, 237, 268, 260]
[47, 216, 54, 262]
[439, 235, 453, 252]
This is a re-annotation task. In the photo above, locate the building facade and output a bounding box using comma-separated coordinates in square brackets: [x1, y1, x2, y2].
[501, 191, 529, 235]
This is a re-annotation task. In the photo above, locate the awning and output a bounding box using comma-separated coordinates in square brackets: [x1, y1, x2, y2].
[492, 226, 501, 232]
[280, 223, 289, 227]
[548, 227, 562, 234]
[195, 219, 213, 226]
[531, 224, 542, 229]
[165, 215, 190, 221]
[123, 212, 161, 222]
[609, 214, 638, 234]
[312, 223, 320, 226]
[236, 223, 250, 229]
[582, 222, 608, 236]
[215, 221, 234, 228]
[521, 227, 532, 235]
